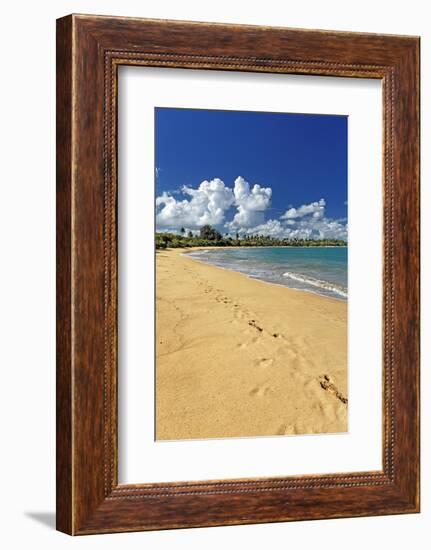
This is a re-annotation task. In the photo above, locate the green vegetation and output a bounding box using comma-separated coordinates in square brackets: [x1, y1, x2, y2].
[156, 224, 346, 249]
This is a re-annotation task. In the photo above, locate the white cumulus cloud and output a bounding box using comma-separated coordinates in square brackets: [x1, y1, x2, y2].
[241, 219, 288, 238]
[238, 198, 347, 241]
[240, 219, 311, 239]
[156, 176, 347, 241]
[156, 178, 234, 229]
[280, 198, 326, 220]
[226, 176, 272, 229]
[281, 199, 347, 240]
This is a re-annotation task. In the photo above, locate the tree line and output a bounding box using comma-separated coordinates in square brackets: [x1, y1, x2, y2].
[156, 224, 347, 249]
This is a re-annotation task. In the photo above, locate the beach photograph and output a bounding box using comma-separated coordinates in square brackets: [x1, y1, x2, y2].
[155, 107, 348, 440]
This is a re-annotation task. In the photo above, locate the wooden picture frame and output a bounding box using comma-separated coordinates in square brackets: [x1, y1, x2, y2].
[56, 14, 420, 535]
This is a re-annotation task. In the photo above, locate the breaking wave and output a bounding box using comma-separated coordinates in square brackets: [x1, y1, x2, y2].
[282, 271, 348, 299]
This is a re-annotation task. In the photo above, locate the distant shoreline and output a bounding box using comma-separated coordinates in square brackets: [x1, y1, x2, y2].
[180, 245, 347, 252]
[156, 230, 347, 251]
[183, 247, 348, 301]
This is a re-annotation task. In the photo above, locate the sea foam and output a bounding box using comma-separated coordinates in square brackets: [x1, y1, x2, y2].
[282, 271, 348, 299]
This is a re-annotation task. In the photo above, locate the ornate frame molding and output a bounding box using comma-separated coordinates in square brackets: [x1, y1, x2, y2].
[57, 15, 419, 534]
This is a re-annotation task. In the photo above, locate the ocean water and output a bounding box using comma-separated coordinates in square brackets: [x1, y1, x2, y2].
[187, 247, 348, 300]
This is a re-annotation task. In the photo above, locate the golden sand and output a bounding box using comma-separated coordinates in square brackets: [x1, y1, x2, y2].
[156, 248, 347, 440]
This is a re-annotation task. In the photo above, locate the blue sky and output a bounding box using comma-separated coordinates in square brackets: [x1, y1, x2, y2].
[155, 108, 347, 240]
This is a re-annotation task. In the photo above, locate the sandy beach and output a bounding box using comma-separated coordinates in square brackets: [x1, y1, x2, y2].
[156, 248, 348, 440]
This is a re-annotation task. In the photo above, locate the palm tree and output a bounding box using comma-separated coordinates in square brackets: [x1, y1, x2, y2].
[200, 224, 222, 241]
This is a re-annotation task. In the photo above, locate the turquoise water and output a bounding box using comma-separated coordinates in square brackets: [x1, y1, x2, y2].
[188, 247, 348, 300]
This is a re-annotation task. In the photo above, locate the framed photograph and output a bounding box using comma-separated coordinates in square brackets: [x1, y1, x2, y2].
[56, 14, 420, 534]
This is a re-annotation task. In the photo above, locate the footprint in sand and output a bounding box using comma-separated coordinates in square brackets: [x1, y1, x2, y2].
[277, 424, 297, 435]
[255, 357, 275, 368]
[248, 319, 263, 332]
[214, 294, 234, 306]
[249, 385, 272, 397]
[318, 374, 348, 404]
